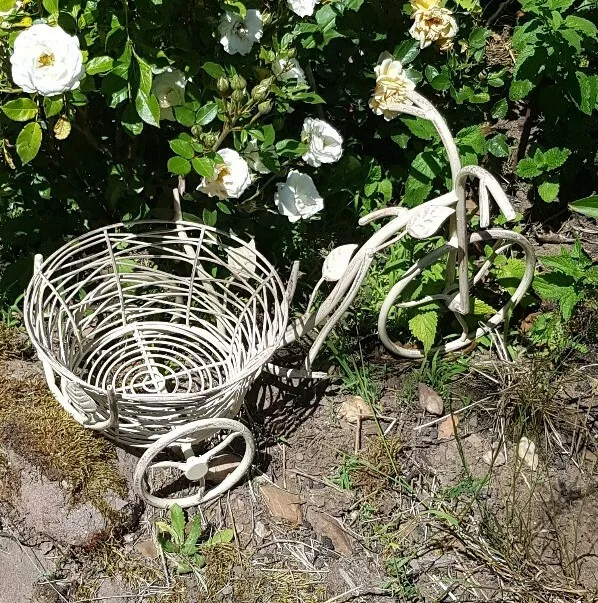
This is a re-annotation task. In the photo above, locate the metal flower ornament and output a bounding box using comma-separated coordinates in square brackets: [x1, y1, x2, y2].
[24, 57, 536, 509]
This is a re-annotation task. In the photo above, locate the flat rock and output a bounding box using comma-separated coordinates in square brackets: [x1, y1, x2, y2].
[0, 536, 55, 603]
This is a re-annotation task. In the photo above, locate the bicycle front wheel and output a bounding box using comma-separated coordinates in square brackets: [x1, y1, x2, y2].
[378, 228, 536, 359]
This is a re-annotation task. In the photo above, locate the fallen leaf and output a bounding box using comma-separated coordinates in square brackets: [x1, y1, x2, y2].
[437, 414, 459, 440]
[517, 436, 539, 471]
[54, 116, 71, 140]
[306, 508, 352, 556]
[338, 395, 373, 424]
[418, 383, 444, 416]
[260, 484, 302, 525]
[135, 539, 158, 559]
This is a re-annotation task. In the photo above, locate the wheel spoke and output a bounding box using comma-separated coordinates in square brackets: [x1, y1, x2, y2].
[151, 460, 187, 472]
[395, 293, 449, 309]
[196, 431, 240, 464]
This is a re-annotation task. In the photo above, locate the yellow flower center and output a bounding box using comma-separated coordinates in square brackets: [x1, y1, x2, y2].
[37, 52, 55, 68]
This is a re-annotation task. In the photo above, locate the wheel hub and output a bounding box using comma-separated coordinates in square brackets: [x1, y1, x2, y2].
[184, 457, 209, 481]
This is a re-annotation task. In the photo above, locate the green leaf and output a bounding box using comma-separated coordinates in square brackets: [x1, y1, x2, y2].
[202, 62, 225, 79]
[169, 138, 195, 159]
[196, 102, 218, 126]
[542, 147, 570, 171]
[121, 102, 143, 136]
[42, 0, 58, 14]
[547, 0, 574, 9]
[516, 157, 542, 179]
[569, 195, 598, 220]
[560, 288, 578, 321]
[169, 504, 186, 544]
[473, 299, 497, 316]
[174, 106, 196, 127]
[135, 90, 160, 127]
[408, 311, 438, 354]
[194, 554, 206, 568]
[537, 180, 559, 202]
[509, 79, 533, 101]
[86, 56, 114, 75]
[43, 96, 63, 118]
[491, 98, 508, 119]
[560, 28, 582, 52]
[401, 116, 438, 140]
[541, 254, 586, 279]
[136, 55, 153, 95]
[204, 529, 234, 546]
[564, 15, 597, 37]
[192, 156, 215, 178]
[0, 0, 15, 10]
[576, 72, 598, 116]
[16, 122, 42, 164]
[203, 208, 217, 226]
[2, 98, 38, 122]
[457, 125, 488, 155]
[183, 516, 203, 552]
[393, 39, 420, 64]
[167, 156, 191, 176]
[275, 139, 308, 158]
[488, 134, 510, 157]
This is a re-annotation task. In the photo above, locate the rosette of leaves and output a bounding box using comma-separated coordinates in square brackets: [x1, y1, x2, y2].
[156, 503, 233, 574]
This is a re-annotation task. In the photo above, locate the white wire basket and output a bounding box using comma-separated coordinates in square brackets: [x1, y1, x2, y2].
[24, 220, 290, 507]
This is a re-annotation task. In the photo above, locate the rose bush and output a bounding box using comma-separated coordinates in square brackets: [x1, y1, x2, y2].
[0, 0, 595, 321]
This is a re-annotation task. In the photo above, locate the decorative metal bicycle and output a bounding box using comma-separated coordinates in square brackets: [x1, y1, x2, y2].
[24, 90, 535, 509]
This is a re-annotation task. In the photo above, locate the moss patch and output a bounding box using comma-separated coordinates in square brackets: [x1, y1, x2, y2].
[0, 373, 126, 514]
[0, 324, 32, 362]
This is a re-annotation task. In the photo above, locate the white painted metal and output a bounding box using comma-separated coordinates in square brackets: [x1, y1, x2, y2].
[24, 92, 536, 508]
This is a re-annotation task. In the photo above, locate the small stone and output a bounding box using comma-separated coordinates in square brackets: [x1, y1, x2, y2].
[418, 384, 444, 416]
[295, 453, 304, 462]
[437, 415, 459, 440]
[585, 451, 598, 464]
[123, 533, 136, 544]
[237, 498, 246, 510]
[338, 396, 373, 424]
[517, 436, 539, 471]
[134, 539, 158, 559]
[482, 449, 506, 467]
[254, 521, 270, 540]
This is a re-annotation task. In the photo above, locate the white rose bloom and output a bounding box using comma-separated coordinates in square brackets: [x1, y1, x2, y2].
[369, 52, 416, 121]
[287, 0, 320, 17]
[151, 67, 186, 121]
[197, 148, 252, 200]
[272, 57, 307, 84]
[410, 7, 458, 50]
[218, 9, 263, 56]
[301, 118, 343, 167]
[245, 139, 270, 174]
[275, 170, 324, 223]
[10, 24, 84, 97]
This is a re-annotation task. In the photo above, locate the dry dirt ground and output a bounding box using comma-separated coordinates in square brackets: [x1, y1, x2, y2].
[2, 317, 598, 603]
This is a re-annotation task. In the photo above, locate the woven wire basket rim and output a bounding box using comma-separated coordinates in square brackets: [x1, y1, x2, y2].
[24, 219, 290, 401]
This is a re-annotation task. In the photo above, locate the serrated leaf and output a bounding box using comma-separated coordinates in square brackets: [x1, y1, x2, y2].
[121, 102, 143, 136]
[560, 288, 578, 321]
[570, 195, 598, 220]
[192, 156, 215, 178]
[135, 90, 160, 127]
[169, 138, 195, 159]
[509, 79, 533, 101]
[86, 56, 114, 75]
[576, 72, 598, 116]
[196, 102, 218, 126]
[174, 106, 195, 127]
[2, 98, 38, 122]
[541, 254, 586, 278]
[401, 116, 438, 140]
[564, 15, 597, 37]
[516, 157, 542, 179]
[42, 0, 58, 14]
[408, 311, 438, 354]
[537, 180, 559, 202]
[16, 122, 42, 164]
[473, 298, 497, 316]
[457, 125, 488, 155]
[491, 98, 508, 119]
[167, 156, 191, 176]
[43, 96, 63, 118]
[488, 134, 510, 157]
[542, 147, 570, 171]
